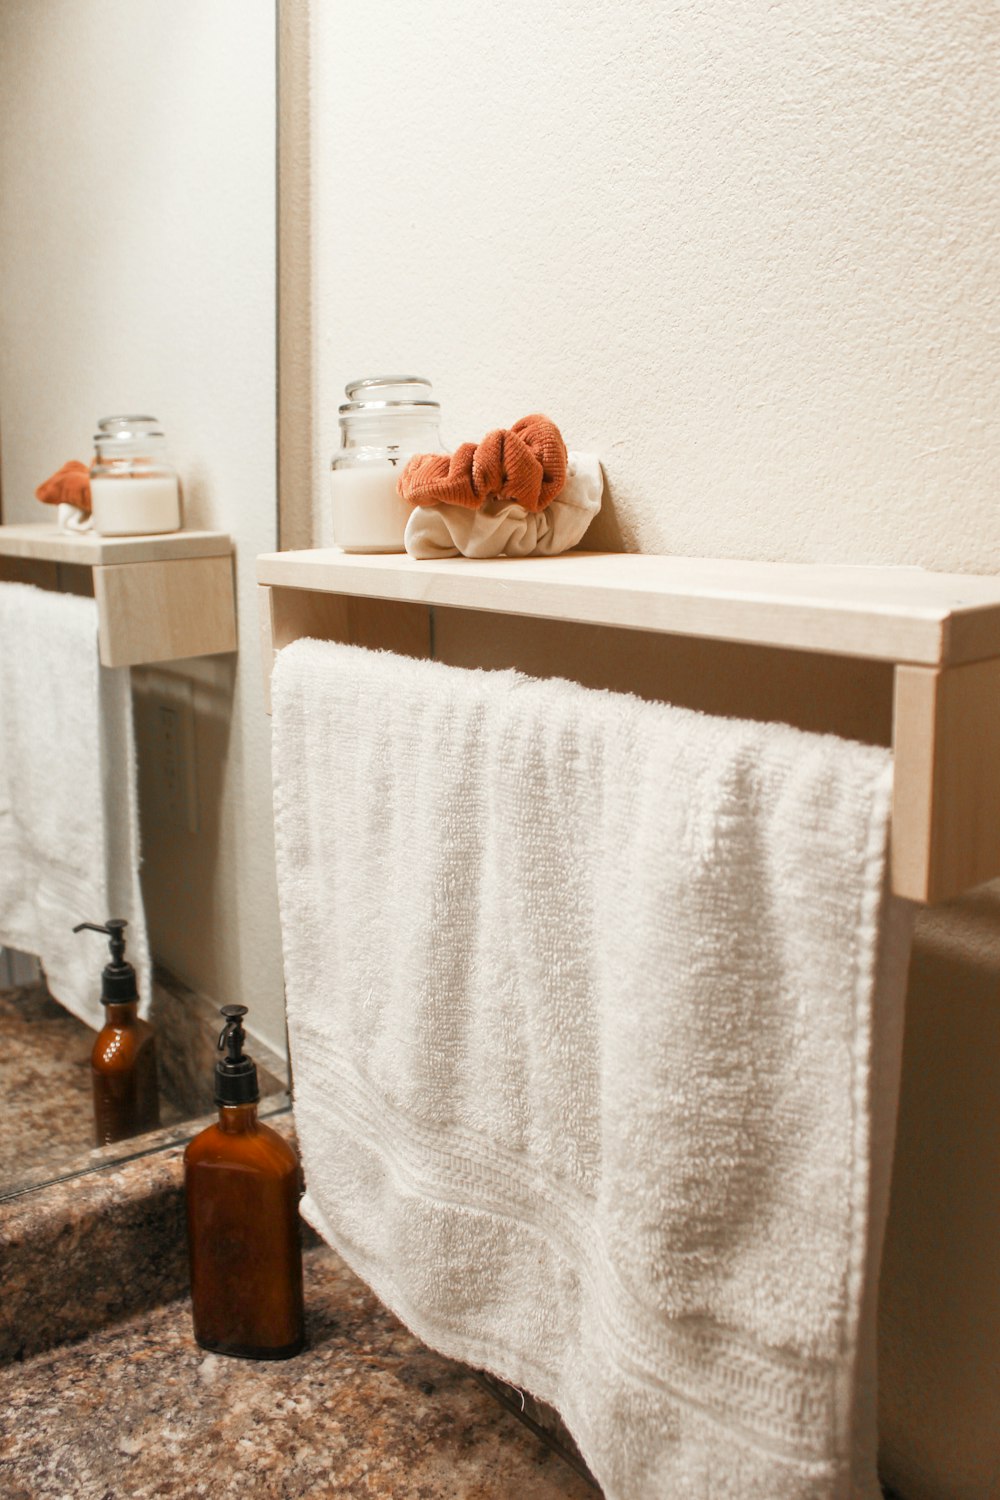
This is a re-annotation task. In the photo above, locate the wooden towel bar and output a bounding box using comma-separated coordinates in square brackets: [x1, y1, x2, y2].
[255, 548, 1000, 906]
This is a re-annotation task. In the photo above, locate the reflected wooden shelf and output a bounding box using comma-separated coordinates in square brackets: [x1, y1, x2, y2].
[255, 547, 1000, 906]
[0, 522, 237, 667]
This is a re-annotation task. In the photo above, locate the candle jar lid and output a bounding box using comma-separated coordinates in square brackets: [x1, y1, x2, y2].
[333, 377, 446, 466]
[93, 415, 169, 462]
[338, 376, 439, 416]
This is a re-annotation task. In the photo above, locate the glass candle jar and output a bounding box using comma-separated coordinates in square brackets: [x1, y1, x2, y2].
[331, 377, 447, 553]
[89, 415, 182, 536]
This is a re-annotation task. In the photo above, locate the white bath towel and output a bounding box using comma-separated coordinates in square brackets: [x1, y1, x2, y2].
[0, 582, 150, 1029]
[272, 641, 913, 1500]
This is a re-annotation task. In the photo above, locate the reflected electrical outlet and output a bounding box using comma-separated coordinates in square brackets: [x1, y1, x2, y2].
[156, 700, 196, 833]
[132, 669, 200, 834]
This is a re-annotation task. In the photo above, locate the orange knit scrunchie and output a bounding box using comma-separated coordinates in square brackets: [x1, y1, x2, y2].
[35, 459, 92, 514]
[398, 414, 568, 514]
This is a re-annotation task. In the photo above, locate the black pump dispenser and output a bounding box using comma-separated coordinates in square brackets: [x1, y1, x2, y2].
[215, 1005, 260, 1106]
[73, 918, 138, 1003]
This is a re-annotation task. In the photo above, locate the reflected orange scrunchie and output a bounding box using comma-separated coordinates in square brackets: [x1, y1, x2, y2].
[35, 459, 92, 514]
[398, 414, 568, 514]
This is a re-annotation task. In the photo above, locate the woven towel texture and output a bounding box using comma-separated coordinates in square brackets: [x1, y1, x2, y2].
[0, 582, 150, 1027]
[271, 640, 911, 1500]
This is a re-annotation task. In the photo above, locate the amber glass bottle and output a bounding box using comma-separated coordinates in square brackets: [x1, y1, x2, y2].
[74, 919, 160, 1146]
[184, 1005, 305, 1360]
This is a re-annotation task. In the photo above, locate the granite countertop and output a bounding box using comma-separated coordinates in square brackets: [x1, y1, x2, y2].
[0, 1240, 598, 1500]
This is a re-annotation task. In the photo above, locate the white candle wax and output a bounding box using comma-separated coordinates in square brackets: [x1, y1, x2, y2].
[90, 475, 181, 536]
[330, 466, 411, 553]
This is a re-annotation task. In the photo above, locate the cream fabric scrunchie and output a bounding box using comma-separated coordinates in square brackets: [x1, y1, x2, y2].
[403, 453, 603, 560]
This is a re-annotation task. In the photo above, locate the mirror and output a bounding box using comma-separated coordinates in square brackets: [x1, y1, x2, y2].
[0, 949, 289, 1201]
[0, 4, 286, 1202]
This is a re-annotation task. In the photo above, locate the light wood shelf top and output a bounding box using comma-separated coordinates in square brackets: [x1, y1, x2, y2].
[256, 548, 1000, 669]
[0, 523, 232, 566]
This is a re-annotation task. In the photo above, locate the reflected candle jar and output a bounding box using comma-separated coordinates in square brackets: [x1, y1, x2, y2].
[89, 415, 182, 535]
[330, 377, 446, 553]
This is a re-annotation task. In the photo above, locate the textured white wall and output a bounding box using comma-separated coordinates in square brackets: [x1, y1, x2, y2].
[307, 0, 998, 569]
[0, 0, 286, 1054]
[301, 6, 1000, 1496]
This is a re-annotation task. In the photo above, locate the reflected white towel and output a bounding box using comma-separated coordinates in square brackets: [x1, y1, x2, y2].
[272, 641, 913, 1500]
[0, 583, 150, 1028]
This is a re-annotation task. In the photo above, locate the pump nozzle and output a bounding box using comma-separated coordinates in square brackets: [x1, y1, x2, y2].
[215, 1004, 259, 1107]
[218, 1004, 248, 1060]
[74, 918, 127, 961]
[73, 918, 137, 1003]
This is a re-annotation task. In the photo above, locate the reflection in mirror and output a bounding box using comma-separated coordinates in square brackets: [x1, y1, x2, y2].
[0, 954, 288, 1202]
[0, 1, 284, 1207]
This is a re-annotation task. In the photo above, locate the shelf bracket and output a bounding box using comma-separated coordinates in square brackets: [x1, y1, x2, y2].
[892, 659, 1000, 904]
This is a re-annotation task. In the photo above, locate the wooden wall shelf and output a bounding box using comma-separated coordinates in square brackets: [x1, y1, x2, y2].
[256, 548, 1000, 906]
[0, 523, 237, 667]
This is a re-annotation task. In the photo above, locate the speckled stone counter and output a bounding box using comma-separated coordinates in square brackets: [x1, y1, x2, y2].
[0, 983, 96, 1192]
[0, 1109, 295, 1364]
[0, 1241, 597, 1500]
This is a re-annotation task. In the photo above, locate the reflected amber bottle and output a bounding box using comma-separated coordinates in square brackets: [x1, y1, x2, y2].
[184, 1006, 305, 1360]
[74, 918, 160, 1146]
[92, 1000, 160, 1145]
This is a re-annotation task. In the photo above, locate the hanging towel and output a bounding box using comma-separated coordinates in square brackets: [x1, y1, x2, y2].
[271, 640, 913, 1500]
[0, 582, 150, 1029]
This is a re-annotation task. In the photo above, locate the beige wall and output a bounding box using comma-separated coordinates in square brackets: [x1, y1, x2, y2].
[301, 0, 998, 573]
[0, 1, 287, 1055]
[292, 4, 1000, 1495]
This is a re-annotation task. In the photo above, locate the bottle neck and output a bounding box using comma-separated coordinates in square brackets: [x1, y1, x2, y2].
[218, 1103, 259, 1134]
[104, 1001, 138, 1026]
